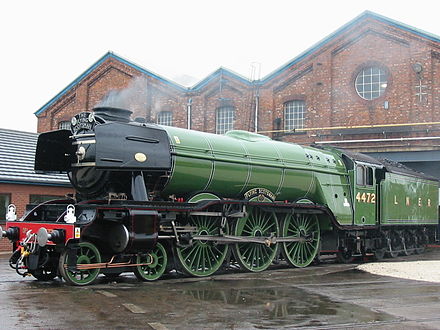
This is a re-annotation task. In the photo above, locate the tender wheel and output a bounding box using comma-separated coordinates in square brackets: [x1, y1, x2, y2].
[134, 242, 168, 281]
[374, 248, 386, 261]
[175, 214, 229, 277]
[414, 229, 427, 254]
[58, 242, 101, 286]
[281, 213, 320, 267]
[233, 207, 279, 272]
[402, 230, 415, 256]
[386, 230, 402, 258]
[336, 248, 355, 264]
[374, 232, 387, 261]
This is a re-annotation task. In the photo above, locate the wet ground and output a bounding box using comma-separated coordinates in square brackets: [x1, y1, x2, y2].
[1, 250, 440, 329]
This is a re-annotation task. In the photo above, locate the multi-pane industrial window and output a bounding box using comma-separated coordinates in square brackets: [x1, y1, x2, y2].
[0, 194, 10, 221]
[157, 111, 173, 126]
[284, 100, 305, 131]
[355, 67, 388, 100]
[216, 106, 234, 134]
[58, 121, 71, 130]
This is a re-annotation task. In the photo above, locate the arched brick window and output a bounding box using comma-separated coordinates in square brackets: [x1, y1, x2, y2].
[284, 100, 305, 131]
[216, 106, 234, 134]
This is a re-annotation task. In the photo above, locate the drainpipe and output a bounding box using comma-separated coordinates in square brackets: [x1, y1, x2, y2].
[187, 98, 192, 130]
[254, 85, 260, 133]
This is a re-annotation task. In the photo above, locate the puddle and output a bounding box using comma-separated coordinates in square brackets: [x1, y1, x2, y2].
[174, 279, 396, 328]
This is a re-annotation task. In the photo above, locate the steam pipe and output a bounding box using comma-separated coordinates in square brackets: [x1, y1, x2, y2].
[258, 120, 440, 134]
[315, 136, 440, 144]
[187, 98, 192, 130]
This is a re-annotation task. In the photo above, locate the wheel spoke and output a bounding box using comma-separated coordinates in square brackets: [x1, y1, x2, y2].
[134, 242, 168, 281]
[282, 214, 320, 268]
[176, 216, 229, 277]
[59, 242, 101, 286]
[234, 207, 279, 272]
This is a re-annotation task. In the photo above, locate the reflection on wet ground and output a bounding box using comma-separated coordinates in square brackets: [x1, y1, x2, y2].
[174, 280, 394, 328]
[1, 249, 440, 329]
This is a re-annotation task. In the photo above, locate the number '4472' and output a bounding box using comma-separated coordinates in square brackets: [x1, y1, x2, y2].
[356, 192, 376, 204]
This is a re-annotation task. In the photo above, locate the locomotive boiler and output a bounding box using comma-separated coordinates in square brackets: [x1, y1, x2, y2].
[1, 106, 438, 285]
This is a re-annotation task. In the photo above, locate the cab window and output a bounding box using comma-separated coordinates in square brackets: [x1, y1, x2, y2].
[366, 167, 374, 186]
[356, 165, 374, 186]
[356, 165, 365, 185]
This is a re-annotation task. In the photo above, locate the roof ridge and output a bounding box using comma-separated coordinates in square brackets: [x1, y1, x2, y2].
[261, 10, 440, 83]
[33, 11, 440, 117]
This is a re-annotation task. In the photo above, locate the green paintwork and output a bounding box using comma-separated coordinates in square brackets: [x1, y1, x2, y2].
[380, 172, 438, 225]
[188, 192, 221, 203]
[353, 172, 377, 226]
[161, 127, 351, 225]
[158, 126, 439, 228]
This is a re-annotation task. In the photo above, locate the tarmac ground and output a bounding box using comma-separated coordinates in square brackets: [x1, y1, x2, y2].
[0, 248, 439, 329]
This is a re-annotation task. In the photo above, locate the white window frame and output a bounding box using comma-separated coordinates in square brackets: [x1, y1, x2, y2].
[284, 100, 306, 131]
[58, 121, 71, 130]
[157, 111, 173, 126]
[355, 67, 388, 100]
[216, 106, 234, 134]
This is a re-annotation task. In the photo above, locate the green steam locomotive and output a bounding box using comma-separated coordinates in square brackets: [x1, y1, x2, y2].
[1, 106, 438, 285]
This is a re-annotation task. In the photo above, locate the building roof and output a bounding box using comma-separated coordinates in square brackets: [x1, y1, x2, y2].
[261, 10, 440, 83]
[0, 128, 71, 186]
[34, 52, 189, 116]
[190, 67, 252, 91]
[34, 11, 440, 117]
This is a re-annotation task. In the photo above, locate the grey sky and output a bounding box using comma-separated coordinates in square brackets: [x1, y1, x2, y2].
[1, 0, 439, 132]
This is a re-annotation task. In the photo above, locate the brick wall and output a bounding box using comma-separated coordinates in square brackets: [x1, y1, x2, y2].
[0, 222, 10, 253]
[36, 15, 440, 154]
[0, 183, 73, 252]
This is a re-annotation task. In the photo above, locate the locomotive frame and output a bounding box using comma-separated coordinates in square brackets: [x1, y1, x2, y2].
[1, 106, 438, 285]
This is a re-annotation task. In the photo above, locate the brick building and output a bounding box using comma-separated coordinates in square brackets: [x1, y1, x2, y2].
[35, 11, 440, 179]
[0, 128, 72, 252]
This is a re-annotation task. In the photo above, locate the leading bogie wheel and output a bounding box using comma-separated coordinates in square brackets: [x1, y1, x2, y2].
[30, 268, 57, 281]
[58, 242, 101, 286]
[233, 207, 279, 272]
[281, 213, 320, 267]
[175, 214, 229, 277]
[134, 242, 168, 281]
[27, 250, 57, 281]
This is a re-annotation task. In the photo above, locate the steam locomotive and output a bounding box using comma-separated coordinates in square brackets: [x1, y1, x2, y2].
[1, 106, 438, 285]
